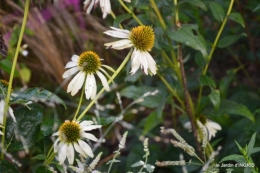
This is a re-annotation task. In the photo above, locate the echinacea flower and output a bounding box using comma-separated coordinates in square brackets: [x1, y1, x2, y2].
[62, 51, 113, 100]
[104, 26, 157, 75]
[83, 0, 111, 19]
[52, 120, 101, 164]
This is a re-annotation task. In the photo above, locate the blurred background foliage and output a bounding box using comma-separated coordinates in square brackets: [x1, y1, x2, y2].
[0, 0, 260, 172]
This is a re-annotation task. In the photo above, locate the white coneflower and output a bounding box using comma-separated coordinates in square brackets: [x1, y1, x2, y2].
[204, 120, 222, 141]
[104, 26, 157, 75]
[52, 120, 101, 165]
[62, 51, 113, 100]
[83, 0, 111, 19]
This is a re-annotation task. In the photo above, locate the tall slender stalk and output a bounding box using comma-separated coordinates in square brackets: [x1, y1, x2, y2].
[1, 0, 30, 159]
[197, 0, 235, 111]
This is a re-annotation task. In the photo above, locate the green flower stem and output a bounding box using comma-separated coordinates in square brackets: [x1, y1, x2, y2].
[44, 152, 55, 166]
[107, 150, 120, 173]
[173, 0, 179, 26]
[118, 0, 143, 26]
[73, 82, 85, 120]
[157, 73, 184, 109]
[76, 49, 133, 121]
[197, 0, 234, 111]
[138, 155, 148, 173]
[1, 0, 30, 159]
[110, 10, 123, 29]
[150, 0, 166, 30]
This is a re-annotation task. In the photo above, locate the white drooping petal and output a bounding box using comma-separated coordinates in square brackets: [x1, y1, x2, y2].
[71, 71, 85, 96]
[139, 52, 149, 75]
[8, 107, 16, 122]
[100, 0, 111, 19]
[67, 72, 82, 94]
[0, 100, 4, 124]
[90, 74, 97, 100]
[82, 125, 102, 131]
[104, 39, 132, 50]
[78, 139, 94, 158]
[84, 0, 95, 14]
[130, 50, 141, 75]
[81, 132, 99, 142]
[96, 71, 110, 91]
[109, 27, 130, 35]
[104, 29, 130, 38]
[73, 142, 87, 158]
[67, 144, 75, 165]
[80, 120, 94, 127]
[62, 66, 79, 78]
[58, 143, 67, 164]
[85, 74, 94, 99]
[65, 61, 77, 69]
[144, 51, 157, 75]
[71, 55, 79, 62]
[53, 138, 60, 153]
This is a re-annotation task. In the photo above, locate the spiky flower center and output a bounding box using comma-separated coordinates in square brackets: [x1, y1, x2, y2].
[59, 120, 81, 143]
[77, 51, 101, 74]
[0, 80, 9, 87]
[129, 26, 155, 51]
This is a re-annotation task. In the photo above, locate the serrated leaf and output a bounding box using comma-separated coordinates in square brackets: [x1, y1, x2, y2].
[202, 100, 255, 123]
[32, 154, 46, 160]
[199, 75, 216, 87]
[37, 119, 56, 141]
[209, 87, 220, 111]
[253, 4, 260, 12]
[209, 2, 225, 22]
[11, 87, 66, 109]
[113, 14, 132, 27]
[145, 164, 155, 173]
[131, 160, 144, 167]
[6, 103, 43, 152]
[179, 0, 207, 11]
[217, 33, 247, 48]
[0, 160, 19, 173]
[167, 25, 208, 57]
[120, 86, 164, 108]
[247, 133, 256, 156]
[229, 12, 245, 27]
[143, 111, 162, 135]
[219, 154, 245, 163]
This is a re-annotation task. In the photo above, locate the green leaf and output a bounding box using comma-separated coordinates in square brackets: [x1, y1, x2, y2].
[249, 147, 260, 155]
[83, 115, 116, 126]
[202, 100, 255, 123]
[6, 103, 43, 152]
[209, 2, 225, 22]
[195, 52, 206, 69]
[113, 14, 132, 27]
[209, 87, 220, 111]
[253, 4, 260, 12]
[0, 59, 19, 76]
[120, 85, 165, 108]
[219, 154, 245, 163]
[11, 87, 66, 109]
[179, 0, 207, 11]
[229, 12, 245, 27]
[32, 154, 46, 160]
[167, 25, 208, 57]
[142, 111, 162, 135]
[0, 160, 19, 173]
[217, 33, 247, 48]
[235, 140, 244, 153]
[37, 119, 56, 141]
[35, 166, 52, 173]
[247, 133, 256, 156]
[199, 75, 216, 87]
[131, 161, 144, 167]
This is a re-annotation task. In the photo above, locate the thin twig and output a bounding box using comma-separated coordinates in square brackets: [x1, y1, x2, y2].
[178, 44, 203, 158]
